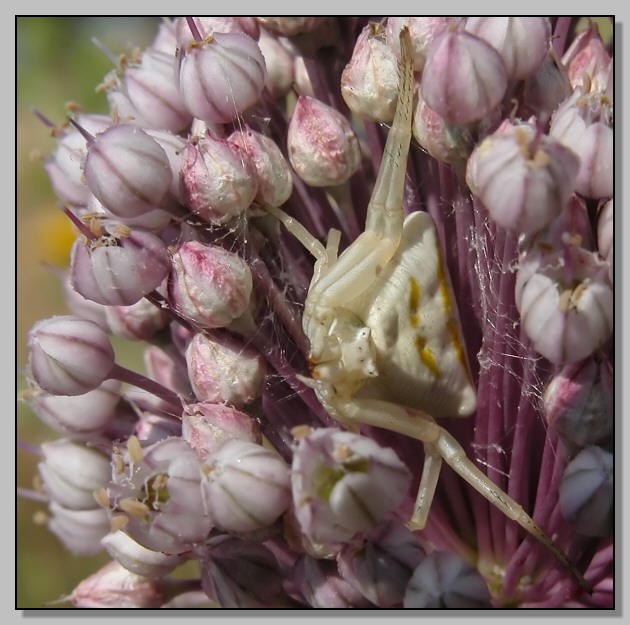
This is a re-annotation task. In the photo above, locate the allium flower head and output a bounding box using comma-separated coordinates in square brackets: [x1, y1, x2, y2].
[19, 16, 614, 610]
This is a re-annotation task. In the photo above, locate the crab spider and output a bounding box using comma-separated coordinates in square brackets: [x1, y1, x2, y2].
[264, 27, 589, 592]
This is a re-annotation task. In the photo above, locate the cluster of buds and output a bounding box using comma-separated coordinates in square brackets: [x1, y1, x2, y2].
[20, 17, 613, 609]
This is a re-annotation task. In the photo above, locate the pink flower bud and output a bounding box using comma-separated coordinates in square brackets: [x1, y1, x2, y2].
[70, 225, 170, 306]
[101, 531, 185, 578]
[38, 439, 111, 510]
[386, 17, 461, 73]
[47, 500, 110, 555]
[23, 379, 121, 437]
[562, 23, 612, 93]
[180, 136, 258, 224]
[412, 89, 469, 165]
[466, 123, 580, 234]
[544, 358, 613, 450]
[43, 114, 111, 207]
[168, 240, 253, 328]
[143, 343, 193, 400]
[291, 428, 412, 546]
[559, 445, 613, 537]
[517, 247, 613, 364]
[257, 28, 295, 99]
[549, 89, 613, 199]
[122, 50, 193, 133]
[85, 192, 172, 234]
[177, 31, 266, 125]
[84, 124, 173, 218]
[200, 438, 291, 532]
[341, 23, 399, 122]
[28, 315, 115, 396]
[186, 332, 266, 407]
[143, 129, 188, 204]
[464, 17, 551, 80]
[175, 17, 260, 48]
[69, 560, 165, 608]
[105, 298, 169, 341]
[183, 401, 262, 461]
[256, 17, 325, 37]
[421, 30, 508, 125]
[228, 129, 293, 207]
[404, 551, 491, 608]
[288, 96, 361, 187]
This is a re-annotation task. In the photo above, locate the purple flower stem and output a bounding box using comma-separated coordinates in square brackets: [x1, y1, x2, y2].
[108, 363, 182, 413]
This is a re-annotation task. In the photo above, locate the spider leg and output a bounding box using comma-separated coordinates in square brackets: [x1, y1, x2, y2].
[330, 394, 591, 592]
[411, 441, 443, 530]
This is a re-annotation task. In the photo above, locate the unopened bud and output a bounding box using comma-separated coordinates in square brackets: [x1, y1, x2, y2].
[288, 96, 361, 187]
[28, 315, 115, 396]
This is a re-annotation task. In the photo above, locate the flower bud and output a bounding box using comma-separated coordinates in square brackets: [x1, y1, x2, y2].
[24, 378, 121, 437]
[228, 129, 293, 207]
[386, 17, 461, 73]
[519, 53, 573, 122]
[200, 439, 291, 532]
[70, 225, 170, 306]
[134, 412, 183, 445]
[186, 332, 266, 407]
[562, 23, 612, 93]
[466, 122, 580, 234]
[341, 23, 399, 123]
[85, 192, 172, 234]
[61, 269, 109, 329]
[28, 315, 115, 396]
[464, 17, 551, 80]
[421, 30, 508, 125]
[288, 96, 361, 187]
[69, 560, 165, 608]
[43, 114, 111, 207]
[143, 129, 188, 204]
[183, 401, 262, 461]
[38, 439, 111, 510]
[292, 55, 314, 97]
[122, 50, 193, 132]
[200, 535, 289, 608]
[143, 343, 193, 401]
[177, 31, 266, 125]
[257, 28, 295, 99]
[101, 530, 185, 578]
[83, 124, 173, 218]
[47, 500, 110, 555]
[105, 297, 169, 341]
[180, 136, 258, 224]
[559, 445, 613, 537]
[294, 554, 372, 608]
[544, 358, 613, 450]
[337, 521, 426, 607]
[549, 88, 613, 199]
[412, 89, 470, 165]
[517, 247, 613, 364]
[403, 551, 491, 608]
[175, 17, 260, 48]
[291, 428, 412, 546]
[168, 240, 253, 328]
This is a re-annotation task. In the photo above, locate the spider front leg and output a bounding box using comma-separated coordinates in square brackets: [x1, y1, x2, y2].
[326, 391, 592, 593]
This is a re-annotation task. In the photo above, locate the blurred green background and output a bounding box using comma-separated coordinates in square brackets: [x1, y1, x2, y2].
[16, 17, 162, 608]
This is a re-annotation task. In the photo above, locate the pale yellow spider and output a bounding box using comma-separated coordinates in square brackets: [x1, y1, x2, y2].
[265, 27, 588, 591]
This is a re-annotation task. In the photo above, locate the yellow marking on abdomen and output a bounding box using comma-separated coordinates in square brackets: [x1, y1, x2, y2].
[409, 276, 420, 328]
[414, 334, 440, 379]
